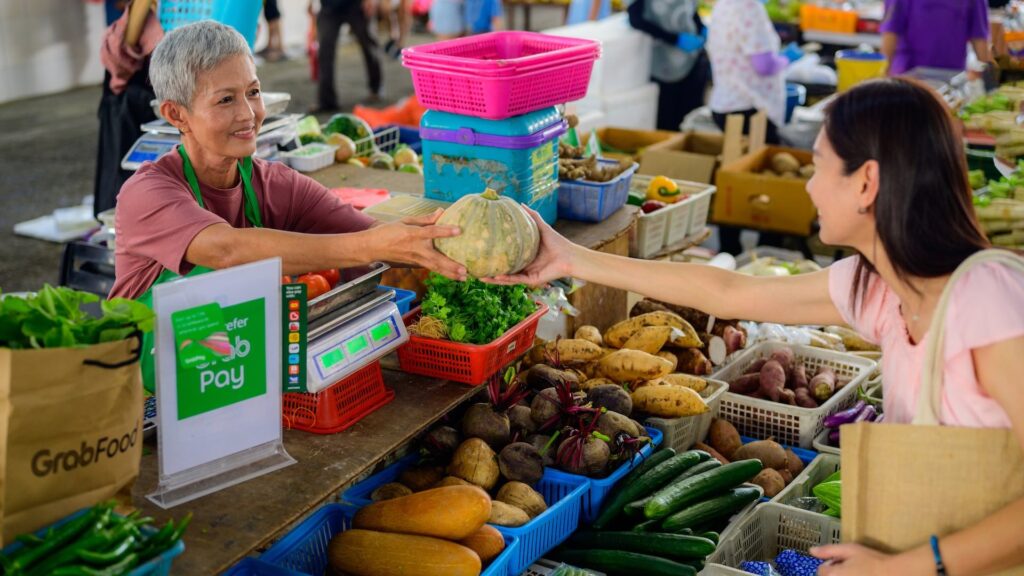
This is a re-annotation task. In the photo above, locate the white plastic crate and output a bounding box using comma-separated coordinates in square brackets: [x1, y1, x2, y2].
[813, 380, 881, 455]
[545, 14, 653, 101]
[811, 428, 840, 455]
[772, 453, 841, 510]
[601, 82, 659, 131]
[630, 175, 716, 258]
[645, 379, 728, 453]
[703, 503, 841, 575]
[710, 342, 876, 448]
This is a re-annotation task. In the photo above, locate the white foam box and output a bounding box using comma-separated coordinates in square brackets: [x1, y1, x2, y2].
[600, 82, 660, 131]
[544, 14, 653, 99]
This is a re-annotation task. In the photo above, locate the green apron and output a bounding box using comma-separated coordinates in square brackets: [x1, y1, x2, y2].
[139, 145, 264, 393]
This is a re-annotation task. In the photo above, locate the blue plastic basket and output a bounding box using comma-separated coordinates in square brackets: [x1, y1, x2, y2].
[342, 455, 590, 575]
[382, 285, 416, 316]
[545, 426, 663, 523]
[157, 0, 260, 50]
[557, 161, 638, 223]
[259, 503, 519, 576]
[380, 124, 423, 153]
[0, 509, 185, 576]
[224, 558, 297, 576]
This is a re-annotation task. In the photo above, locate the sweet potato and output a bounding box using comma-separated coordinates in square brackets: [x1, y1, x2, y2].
[598, 349, 673, 382]
[708, 418, 742, 459]
[656, 351, 679, 372]
[752, 468, 786, 497]
[574, 325, 604, 347]
[791, 364, 809, 390]
[546, 339, 606, 364]
[784, 448, 805, 478]
[621, 326, 672, 355]
[588, 384, 633, 416]
[744, 358, 768, 375]
[824, 325, 879, 352]
[759, 360, 787, 402]
[723, 325, 746, 354]
[779, 388, 797, 406]
[674, 348, 712, 375]
[604, 312, 700, 348]
[733, 439, 788, 470]
[729, 373, 761, 395]
[769, 348, 796, 379]
[631, 385, 708, 418]
[794, 387, 818, 408]
[809, 368, 836, 402]
[578, 377, 616, 392]
[694, 441, 731, 465]
[661, 373, 709, 393]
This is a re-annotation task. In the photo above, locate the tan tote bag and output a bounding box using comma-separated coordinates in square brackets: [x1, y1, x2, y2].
[841, 249, 1024, 575]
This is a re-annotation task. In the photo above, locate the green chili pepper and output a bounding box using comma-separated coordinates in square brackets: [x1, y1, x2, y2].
[6, 507, 105, 572]
[24, 512, 124, 576]
[77, 535, 135, 565]
[14, 533, 45, 547]
[51, 553, 139, 576]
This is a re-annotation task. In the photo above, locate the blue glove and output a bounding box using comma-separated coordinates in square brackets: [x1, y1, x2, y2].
[677, 28, 707, 53]
[781, 42, 803, 63]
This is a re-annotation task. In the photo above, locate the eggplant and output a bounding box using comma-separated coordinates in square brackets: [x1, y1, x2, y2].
[823, 401, 867, 428]
[829, 428, 841, 446]
[854, 405, 878, 423]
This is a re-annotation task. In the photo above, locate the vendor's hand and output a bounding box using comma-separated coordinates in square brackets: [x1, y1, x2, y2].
[811, 544, 897, 576]
[483, 207, 574, 287]
[372, 209, 467, 281]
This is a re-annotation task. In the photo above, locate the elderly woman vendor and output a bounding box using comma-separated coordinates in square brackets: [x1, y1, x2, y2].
[111, 21, 466, 390]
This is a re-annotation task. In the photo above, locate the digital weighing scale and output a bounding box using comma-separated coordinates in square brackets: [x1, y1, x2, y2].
[301, 263, 409, 394]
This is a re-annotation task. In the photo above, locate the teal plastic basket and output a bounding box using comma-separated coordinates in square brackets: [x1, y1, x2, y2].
[259, 503, 519, 576]
[158, 0, 260, 50]
[420, 107, 565, 224]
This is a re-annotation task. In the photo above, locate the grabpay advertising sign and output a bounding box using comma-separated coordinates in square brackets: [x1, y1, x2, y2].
[148, 258, 294, 509]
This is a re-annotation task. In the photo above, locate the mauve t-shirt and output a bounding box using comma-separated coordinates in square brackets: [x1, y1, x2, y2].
[110, 152, 374, 300]
[880, 0, 989, 75]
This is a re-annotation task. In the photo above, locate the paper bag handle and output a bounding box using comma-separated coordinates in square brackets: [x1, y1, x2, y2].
[82, 330, 143, 369]
[915, 249, 1024, 425]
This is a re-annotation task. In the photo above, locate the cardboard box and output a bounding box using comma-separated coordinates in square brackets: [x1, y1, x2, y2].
[640, 131, 747, 184]
[713, 146, 817, 236]
[582, 127, 685, 163]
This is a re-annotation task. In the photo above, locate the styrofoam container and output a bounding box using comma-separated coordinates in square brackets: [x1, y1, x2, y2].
[710, 342, 876, 448]
[645, 378, 728, 453]
[545, 14, 653, 99]
[600, 82, 660, 131]
[703, 502, 841, 575]
[281, 143, 335, 172]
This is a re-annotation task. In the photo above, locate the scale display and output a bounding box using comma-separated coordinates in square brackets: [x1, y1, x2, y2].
[306, 301, 407, 392]
[122, 135, 180, 171]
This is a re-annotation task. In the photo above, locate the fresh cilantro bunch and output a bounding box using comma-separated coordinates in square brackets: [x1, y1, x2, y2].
[421, 273, 535, 345]
[0, 286, 155, 349]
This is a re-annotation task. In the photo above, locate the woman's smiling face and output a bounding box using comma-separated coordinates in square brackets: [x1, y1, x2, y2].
[806, 128, 875, 248]
[181, 53, 265, 161]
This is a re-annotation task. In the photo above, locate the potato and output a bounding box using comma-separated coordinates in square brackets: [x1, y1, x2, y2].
[498, 442, 544, 486]
[631, 384, 708, 418]
[488, 501, 530, 527]
[574, 325, 604, 347]
[798, 163, 816, 179]
[708, 418, 742, 460]
[622, 326, 672, 355]
[656, 351, 679, 372]
[588, 384, 633, 417]
[784, 448, 805, 478]
[598, 349, 673, 382]
[399, 465, 446, 492]
[694, 441, 730, 465]
[733, 439, 788, 470]
[496, 482, 548, 518]
[751, 468, 786, 498]
[448, 438, 501, 490]
[661, 373, 708, 393]
[371, 482, 414, 502]
[779, 469, 794, 484]
[604, 312, 700, 349]
[771, 152, 801, 175]
[459, 525, 506, 564]
[675, 348, 712, 375]
[434, 476, 474, 488]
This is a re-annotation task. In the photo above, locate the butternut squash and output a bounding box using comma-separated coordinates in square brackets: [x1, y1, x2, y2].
[353, 485, 491, 540]
[459, 525, 506, 564]
[328, 529, 482, 576]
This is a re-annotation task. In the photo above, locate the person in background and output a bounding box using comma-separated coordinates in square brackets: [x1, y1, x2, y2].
[314, 0, 383, 112]
[565, 0, 609, 26]
[627, 0, 709, 131]
[429, 0, 464, 39]
[258, 0, 286, 62]
[464, 0, 503, 35]
[880, 0, 992, 76]
[379, 0, 413, 58]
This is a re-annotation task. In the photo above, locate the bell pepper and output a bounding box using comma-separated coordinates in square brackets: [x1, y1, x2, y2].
[646, 176, 682, 203]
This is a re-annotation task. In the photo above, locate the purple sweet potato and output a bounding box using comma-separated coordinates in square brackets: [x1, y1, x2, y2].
[744, 358, 768, 375]
[769, 347, 796, 380]
[791, 364, 809, 390]
[730, 373, 761, 395]
[759, 360, 787, 402]
[794, 387, 818, 408]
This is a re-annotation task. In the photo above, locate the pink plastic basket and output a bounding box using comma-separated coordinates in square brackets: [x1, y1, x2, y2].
[403, 32, 600, 119]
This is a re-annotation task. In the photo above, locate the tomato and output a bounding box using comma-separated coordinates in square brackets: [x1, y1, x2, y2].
[296, 274, 331, 300]
[282, 275, 293, 284]
[316, 269, 341, 288]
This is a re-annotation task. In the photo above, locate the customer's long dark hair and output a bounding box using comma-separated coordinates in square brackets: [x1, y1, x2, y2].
[823, 77, 989, 309]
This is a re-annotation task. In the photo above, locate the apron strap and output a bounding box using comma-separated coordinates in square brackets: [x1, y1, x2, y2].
[177, 145, 264, 228]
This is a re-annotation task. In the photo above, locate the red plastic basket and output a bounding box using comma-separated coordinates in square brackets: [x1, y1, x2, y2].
[396, 304, 547, 385]
[282, 361, 394, 434]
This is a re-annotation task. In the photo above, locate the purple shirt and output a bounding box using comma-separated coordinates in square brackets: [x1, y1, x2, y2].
[880, 0, 989, 75]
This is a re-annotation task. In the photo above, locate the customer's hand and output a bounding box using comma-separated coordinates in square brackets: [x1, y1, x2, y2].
[371, 209, 468, 281]
[811, 544, 897, 576]
[483, 207, 574, 287]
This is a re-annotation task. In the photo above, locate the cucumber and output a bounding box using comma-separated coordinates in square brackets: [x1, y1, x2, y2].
[672, 458, 723, 482]
[660, 486, 761, 532]
[678, 528, 694, 535]
[567, 531, 717, 560]
[644, 459, 763, 520]
[632, 518, 661, 533]
[624, 459, 721, 518]
[623, 497, 650, 518]
[699, 531, 720, 545]
[553, 549, 698, 576]
[591, 448, 676, 529]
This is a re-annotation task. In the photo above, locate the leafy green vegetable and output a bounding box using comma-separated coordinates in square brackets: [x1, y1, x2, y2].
[0, 286, 154, 349]
[420, 273, 536, 345]
[813, 470, 842, 517]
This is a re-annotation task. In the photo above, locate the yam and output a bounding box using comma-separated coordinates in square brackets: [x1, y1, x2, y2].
[656, 351, 679, 372]
[694, 441, 731, 465]
[459, 525, 506, 564]
[708, 418, 742, 460]
[733, 439, 788, 470]
[604, 312, 700, 348]
[496, 482, 548, 518]
[622, 326, 673, 355]
[784, 448, 805, 478]
[498, 442, 544, 486]
[661, 373, 709, 393]
[752, 468, 786, 498]
[707, 336, 728, 365]
[399, 465, 446, 492]
[488, 501, 530, 527]
[588, 384, 633, 416]
[729, 373, 761, 395]
[598, 349, 673, 382]
[574, 325, 604, 347]
[631, 384, 708, 418]
[448, 438, 501, 490]
[371, 482, 414, 502]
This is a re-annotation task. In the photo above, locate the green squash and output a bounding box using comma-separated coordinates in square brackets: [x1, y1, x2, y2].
[433, 189, 540, 279]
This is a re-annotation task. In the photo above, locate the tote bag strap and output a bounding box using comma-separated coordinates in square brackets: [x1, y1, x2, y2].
[915, 249, 1024, 425]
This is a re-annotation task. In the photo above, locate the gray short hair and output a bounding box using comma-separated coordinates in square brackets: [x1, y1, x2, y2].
[150, 21, 253, 107]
